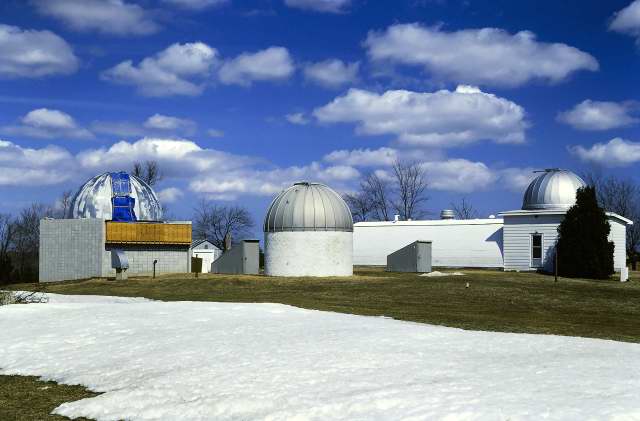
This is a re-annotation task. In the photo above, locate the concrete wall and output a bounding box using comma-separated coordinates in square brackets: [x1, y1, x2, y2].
[101, 245, 190, 277]
[265, 231, 353, 277]
[39, 218, 105, 282]
[503, 214, 628, 272]
[353, 220, 504, 268]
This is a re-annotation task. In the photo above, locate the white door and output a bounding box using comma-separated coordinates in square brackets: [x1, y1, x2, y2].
[531, 234, 543, 268]
[194, 252, 214, 273]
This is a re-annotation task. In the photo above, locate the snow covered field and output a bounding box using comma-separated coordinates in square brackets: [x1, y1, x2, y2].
[1, 294, 639, 420]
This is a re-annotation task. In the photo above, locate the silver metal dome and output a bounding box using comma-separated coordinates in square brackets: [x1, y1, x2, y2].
[522, 169, 586, 211]
[264, 182, 353, 232]
[67, 172, 163, 221]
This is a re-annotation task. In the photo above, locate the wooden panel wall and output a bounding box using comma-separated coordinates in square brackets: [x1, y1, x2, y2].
[106, 222, 192, 245]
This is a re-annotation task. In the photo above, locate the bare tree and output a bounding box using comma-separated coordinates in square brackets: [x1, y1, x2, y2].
[362, 172, 392, 221]
[0, 213, 14, 284]
[133, 161, 162, 187]
[50, 190, 74, 219]
[583, 171, 640, 268]
[12, 204, 50, 282]
[192, 201, 254, 250]
[391, 160, 429, 220]
[451, 197, 480, 220]
[343, 191, 374, 223]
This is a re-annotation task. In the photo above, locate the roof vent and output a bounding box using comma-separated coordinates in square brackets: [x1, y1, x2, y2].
[440, 209, 455, 220]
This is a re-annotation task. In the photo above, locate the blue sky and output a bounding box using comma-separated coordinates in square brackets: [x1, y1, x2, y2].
[1, 0, 639, 235]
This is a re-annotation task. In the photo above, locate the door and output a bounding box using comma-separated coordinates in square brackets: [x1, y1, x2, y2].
[531, 234, 543, 268]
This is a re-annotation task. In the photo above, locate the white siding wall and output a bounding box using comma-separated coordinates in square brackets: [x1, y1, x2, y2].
[503, 214, 563, 272]
[609, 219, 627, 271]
[503, 214, 628, 272]
[353, 220, 504, 268]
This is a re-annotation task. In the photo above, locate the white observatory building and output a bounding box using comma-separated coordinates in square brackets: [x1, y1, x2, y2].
[39, 172, 192, 282]
[264, 182, 354, 277]
[500, 169, 631, 272]
[353, 169, 632, 272]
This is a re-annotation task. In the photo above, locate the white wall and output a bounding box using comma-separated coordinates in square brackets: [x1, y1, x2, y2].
[353, 220, 504, 268]
[609, 218, 627, 271]
[502, 214, 563, 272]
[265, 231, 353, 277]
[503, 214, 628, 272]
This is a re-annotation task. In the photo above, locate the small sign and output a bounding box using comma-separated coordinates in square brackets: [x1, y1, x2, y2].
[191, 257, 203, 275]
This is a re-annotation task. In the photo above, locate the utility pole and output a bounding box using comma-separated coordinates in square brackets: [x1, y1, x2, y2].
[554, 248, 558, 282]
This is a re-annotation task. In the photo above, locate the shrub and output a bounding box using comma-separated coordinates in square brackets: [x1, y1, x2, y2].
[556, 186, 614, 279]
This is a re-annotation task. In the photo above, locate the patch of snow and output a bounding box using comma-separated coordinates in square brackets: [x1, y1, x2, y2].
[0, 295, 639, 420]
[420, 271, 465, 277]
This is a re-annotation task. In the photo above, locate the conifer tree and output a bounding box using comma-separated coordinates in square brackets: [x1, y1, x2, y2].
[556, 186, 614, 279]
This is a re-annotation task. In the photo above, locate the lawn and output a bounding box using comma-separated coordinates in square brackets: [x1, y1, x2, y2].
[7, 267, 640, 342]
[0, 375, 98, 421]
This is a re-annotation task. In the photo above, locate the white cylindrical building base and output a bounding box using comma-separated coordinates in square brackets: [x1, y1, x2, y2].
[265, 231, 353, 277]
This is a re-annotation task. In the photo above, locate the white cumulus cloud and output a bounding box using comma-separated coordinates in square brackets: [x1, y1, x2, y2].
[0, 108, 93, 140]
[557, 100, 638, 131]
[304, 59, 359, 88]
[314, 85, 528, 147]
[33, 0, 159, 36]
[365, 23, 598, 87]
[157, 187, 184, 203]
[162, 0, 229, 9]
[102, 42, 218, 96]
[0, 24, 78, 78]
[610, 0, 640, 42]
[323, 147, 399, 167]
[218, 47, 295, 86]
[284, 0, 351, 13]
[207, 129, 224, 138]
[569, 137, 640, 167]
[285, 113, 309, 125]
[0, 140, 75, 185]
[144, 114, 196, 133]
[422, 159, 497, 193]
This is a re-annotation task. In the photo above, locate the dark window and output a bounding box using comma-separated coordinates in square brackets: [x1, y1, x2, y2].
[532, 234, 542, 259]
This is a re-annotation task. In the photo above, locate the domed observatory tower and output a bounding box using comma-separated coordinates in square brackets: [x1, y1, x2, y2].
[67, 172, 163, 221]
[40, 172, 192, 283]
[264, 182, 353, 277]
[500, 169, 632, 272]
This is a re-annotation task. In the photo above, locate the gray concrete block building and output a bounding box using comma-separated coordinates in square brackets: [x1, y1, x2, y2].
[39, 172, 192, 283]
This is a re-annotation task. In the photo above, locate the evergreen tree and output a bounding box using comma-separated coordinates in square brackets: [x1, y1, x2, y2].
[556, 186, 614, 279]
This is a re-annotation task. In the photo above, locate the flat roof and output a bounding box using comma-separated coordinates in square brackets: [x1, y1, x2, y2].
[499, 209, 633, 225]
[354, 218, 504, 227]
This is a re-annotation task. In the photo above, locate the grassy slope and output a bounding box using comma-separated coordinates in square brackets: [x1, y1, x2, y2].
[0, 375, 97, 421]
[8, 267, 640, 342]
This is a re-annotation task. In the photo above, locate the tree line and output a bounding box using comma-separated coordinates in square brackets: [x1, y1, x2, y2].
[343, 160, 479, 222]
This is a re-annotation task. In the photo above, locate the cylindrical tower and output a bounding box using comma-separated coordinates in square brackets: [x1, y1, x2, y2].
[263, 182, 353, 277]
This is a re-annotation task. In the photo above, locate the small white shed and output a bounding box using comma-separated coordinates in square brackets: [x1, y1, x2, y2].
[190, 240, 222, 273]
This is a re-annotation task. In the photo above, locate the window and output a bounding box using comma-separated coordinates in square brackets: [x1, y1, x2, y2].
[531, 234, 543, 267]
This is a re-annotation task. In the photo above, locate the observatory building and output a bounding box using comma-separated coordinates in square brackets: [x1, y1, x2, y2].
[264, 182, 353, 277]
[500, 169, 630, 272]
[353, 169, 632, 272]
[39, 172, 192, 282]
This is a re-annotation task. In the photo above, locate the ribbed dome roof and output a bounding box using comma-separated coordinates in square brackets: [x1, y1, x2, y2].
[264, 182, 353, 232]
[67, 172, 163, 221]
[522, 169, 586, 211]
